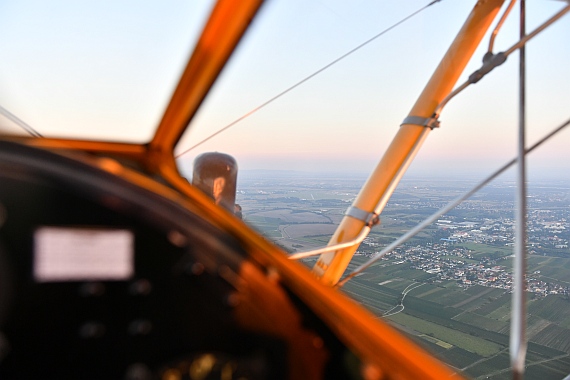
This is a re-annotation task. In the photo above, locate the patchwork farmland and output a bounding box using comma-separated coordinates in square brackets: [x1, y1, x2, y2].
[237, 172, 570, 379]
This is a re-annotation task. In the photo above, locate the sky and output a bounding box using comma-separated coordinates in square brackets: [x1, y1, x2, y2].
[1, 0, 570, 181]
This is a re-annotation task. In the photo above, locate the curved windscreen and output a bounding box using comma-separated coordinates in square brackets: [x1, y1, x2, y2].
[0, 1, 214, 142]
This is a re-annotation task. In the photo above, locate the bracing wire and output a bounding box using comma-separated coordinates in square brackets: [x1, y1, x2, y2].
[337, 115, 570, 288]
[175, 0, 443, 158]
[488, 0, 517, 53]
[338, 3, 570, 287]
[0, 105, 43, 138]
[433, 2, 570, 121]
[511, 0, 527, 377]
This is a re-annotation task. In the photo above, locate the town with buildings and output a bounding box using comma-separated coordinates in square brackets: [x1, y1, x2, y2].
[236, 172, 570, 378]
[359, 202, 570, 296]
[237, 172, 570, 297]
[369, 241, 570, 297]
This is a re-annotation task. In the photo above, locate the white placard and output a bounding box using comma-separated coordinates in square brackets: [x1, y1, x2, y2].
[34, 227, 134, 282]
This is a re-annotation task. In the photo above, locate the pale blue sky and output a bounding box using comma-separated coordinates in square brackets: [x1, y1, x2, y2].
[175, 0, 570, 180]
[0, 1, 214, 141]
[1, 0, 569, 180]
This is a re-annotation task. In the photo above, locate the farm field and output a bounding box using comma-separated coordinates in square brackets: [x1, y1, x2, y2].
[237, 172, 570, 378]
[343, 256, 570, 379]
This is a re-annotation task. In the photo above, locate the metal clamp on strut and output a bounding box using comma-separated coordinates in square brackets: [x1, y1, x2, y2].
[401, 115, 440, 130]
[345, 206, 380, 227]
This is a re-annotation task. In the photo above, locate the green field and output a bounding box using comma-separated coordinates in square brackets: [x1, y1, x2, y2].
[306, 242, 570, 378]
[457, 243, 513, 259]
[387, 312, 503, 357]
[528, 295, 570, 327]
[238, 177, 570, 378]
[343, 258, 570, 378]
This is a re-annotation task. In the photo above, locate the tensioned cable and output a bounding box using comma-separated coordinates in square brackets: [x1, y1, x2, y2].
[175, 0, 443, 158]
[433, 3, 570, 121]
[288, 226, 372, 260]
[511, 0, 527, 378]
[337, 115, 570, 288]
[0, 105, 43, 138]
[488, 0, 516, 53]
[337, 3, 570, 287]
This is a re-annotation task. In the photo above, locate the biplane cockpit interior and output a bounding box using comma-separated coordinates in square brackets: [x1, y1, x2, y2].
[0, 0, 495, 378]
[0, 141, 356, 379]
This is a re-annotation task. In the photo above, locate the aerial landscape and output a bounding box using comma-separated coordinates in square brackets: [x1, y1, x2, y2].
[236, 170, 570, 379]
[1, 0, 569, 378]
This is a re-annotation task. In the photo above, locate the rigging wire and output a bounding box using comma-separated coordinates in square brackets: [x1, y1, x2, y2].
[433, 2, 570, 121]
[337, 115, 570, 288]
[0, 105, 43, 138]
[288, 226, 372, 260]
[175, 0, 443, 158]
[488, 0, 517, 54]
[511, 0, 527, 377]
[337, 3, 570, 288]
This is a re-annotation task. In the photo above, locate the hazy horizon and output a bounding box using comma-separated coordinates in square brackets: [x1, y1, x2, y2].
[2, 1, 569, 185]
[178, 154, 570, 184]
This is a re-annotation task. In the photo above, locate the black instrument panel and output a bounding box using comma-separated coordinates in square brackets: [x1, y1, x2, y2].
[0, 142, 285, 379]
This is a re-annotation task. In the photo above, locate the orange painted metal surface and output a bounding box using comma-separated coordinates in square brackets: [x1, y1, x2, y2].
[120, 158, 462, 379]
[313, 0, 506, 286]
[148, 0, 264, 171]
[7, 136, 146, 161]
[0, 1, 508, 377]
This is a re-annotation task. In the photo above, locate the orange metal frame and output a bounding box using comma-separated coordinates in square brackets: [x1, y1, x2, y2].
[314, 0, 506, 286]
[8, 0, 265, 180]
[148, 0, 265, 174]
[1, 1, 515, 377]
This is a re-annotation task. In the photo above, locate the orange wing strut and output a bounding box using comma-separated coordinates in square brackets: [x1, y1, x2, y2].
[314, 0, 506, 286]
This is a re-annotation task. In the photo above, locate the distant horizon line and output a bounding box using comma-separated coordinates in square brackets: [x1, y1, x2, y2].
[236, 168, 570, 183]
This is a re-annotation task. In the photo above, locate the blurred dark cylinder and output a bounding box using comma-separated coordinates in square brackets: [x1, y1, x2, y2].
[192, 153, 238, 212]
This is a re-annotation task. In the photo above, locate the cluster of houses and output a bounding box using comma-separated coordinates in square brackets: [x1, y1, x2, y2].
[359, 205, 570, 297]
[434, 213, 569, 250]
[374, 243, 569, 297]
